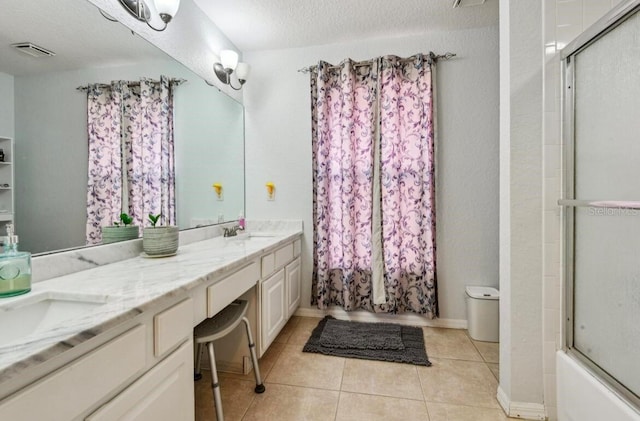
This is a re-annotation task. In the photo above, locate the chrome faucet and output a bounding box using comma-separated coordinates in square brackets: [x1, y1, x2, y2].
[223, 225, 242, 237]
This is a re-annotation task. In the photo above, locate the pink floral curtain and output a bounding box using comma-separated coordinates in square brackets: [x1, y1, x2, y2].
[124, 77, 176, 229]
[85, 83, 124, 244]
[85, 76, 177, 244]
[312, 54, 437, 317]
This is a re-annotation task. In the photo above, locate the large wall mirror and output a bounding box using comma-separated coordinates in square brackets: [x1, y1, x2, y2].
[0, 0, 245, 254]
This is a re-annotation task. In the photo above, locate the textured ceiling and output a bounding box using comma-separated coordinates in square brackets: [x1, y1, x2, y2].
[0, 0, 168, 76]
[193, 0, 499, 52]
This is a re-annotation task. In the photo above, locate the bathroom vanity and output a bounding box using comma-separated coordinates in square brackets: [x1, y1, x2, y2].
[0, 225, 302, 420]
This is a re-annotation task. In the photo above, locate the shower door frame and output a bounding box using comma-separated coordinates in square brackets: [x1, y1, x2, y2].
[560, 0, 640, 410]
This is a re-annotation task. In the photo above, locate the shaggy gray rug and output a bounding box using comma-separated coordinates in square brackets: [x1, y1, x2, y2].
[303, 316, 431, 366]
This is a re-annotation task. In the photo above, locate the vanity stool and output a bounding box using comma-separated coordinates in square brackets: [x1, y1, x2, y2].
[193, 299, 265, 421]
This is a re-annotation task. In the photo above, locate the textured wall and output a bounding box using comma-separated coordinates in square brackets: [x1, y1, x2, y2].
[499, 0, 545, 415]
[0, 73, 14, 138]
[243, 25, 499, 322]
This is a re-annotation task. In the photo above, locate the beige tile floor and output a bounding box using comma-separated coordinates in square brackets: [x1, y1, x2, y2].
[195, 316, 516, 421]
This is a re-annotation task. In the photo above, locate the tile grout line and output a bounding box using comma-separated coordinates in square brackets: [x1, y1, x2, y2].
[333, 388, 428, 402]
[238, 393, 256, 421]
[467, 333, 502, 385]
[416, 363, 433, 421]
[226, 319, 507, 420]
[241, 337, 287, 420]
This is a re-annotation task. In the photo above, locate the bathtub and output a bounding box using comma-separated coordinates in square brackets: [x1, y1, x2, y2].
[557, 352, 640, 421]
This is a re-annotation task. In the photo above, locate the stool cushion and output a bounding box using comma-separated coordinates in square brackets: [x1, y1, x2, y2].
[194, 300, 249, 343]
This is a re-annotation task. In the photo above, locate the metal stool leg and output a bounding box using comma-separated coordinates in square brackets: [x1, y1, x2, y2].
[194, 342, 204, 381]
[207, 342, 224, 421]
[242, 317, 265, 393]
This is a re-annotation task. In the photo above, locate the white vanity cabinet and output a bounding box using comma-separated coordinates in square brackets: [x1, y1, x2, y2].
[85, 299, 195, 421]
[0, 230, 303, 421]
[258, 238, 302, 354]
[207, 262, 259, 318]
[86, 340, 193, 421]
[286, 257, 301, 317]
[0, 325, 147, 421]
[0, 298, 195, 421]
[260, 268, 287, 351]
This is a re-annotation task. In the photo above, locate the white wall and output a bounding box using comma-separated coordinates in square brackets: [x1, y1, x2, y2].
[0, 73, 14, 138]
[498, 0, 545, 417]
[243, 25, 499, 322]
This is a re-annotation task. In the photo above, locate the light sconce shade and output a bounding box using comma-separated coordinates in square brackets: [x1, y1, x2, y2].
[220, 50, 239, 71]
[154, 0, 181, 17]
[213, 49, 250, 91]
[235, 62, 251, 82]
[119, 0, 180, 31]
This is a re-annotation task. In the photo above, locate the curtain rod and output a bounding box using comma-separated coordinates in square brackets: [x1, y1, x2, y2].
[76, 78, 187, 91]
[297, 52, 456, 74]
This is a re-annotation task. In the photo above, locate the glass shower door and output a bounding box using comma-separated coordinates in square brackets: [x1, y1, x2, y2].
[564, 6, 640, 405]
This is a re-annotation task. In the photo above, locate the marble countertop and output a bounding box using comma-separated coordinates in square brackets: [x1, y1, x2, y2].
[0, 228, 302, 384]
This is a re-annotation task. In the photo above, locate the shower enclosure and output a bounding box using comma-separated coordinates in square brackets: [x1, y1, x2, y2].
[559, 0, 640, 414]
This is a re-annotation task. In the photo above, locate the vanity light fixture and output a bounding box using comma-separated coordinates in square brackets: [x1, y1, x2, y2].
[213, 50, 250, 90]
[119, 0, 181, 31]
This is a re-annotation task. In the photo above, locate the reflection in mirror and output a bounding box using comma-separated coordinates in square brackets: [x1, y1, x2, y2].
[0, 0, 245, 254]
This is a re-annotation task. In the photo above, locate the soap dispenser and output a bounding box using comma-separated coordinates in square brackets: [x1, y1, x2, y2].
[238, 211, 245, 230]
[0, 224, 31, 297]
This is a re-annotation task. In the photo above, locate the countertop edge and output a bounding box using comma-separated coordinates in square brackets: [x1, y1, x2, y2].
[0, 230, 303, 391]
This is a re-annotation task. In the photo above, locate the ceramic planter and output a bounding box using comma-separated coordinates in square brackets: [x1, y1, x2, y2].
[101, 226, 140, 244]
[142, 226, 179, 256]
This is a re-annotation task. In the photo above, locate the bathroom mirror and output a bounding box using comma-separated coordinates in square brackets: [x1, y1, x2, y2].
[0, 0, 245, 254]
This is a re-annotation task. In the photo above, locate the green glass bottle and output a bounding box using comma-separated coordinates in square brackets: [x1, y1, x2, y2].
[0, 224, 31, 297]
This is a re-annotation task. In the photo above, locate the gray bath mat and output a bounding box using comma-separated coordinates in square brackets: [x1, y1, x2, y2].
[319, 318, 405, 350]
[303, 316, 431, 366]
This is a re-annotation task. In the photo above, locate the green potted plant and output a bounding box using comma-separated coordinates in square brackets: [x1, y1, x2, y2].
[101, 213, 140, 244]
[142, 213, 179, 256]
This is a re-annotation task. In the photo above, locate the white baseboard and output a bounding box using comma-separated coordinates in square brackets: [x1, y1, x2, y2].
[294, 307, 467, 329]
[497, 385, 547, 420]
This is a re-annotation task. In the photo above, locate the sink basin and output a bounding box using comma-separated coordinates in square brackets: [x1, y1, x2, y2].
[224, 232, 278, 242]
[0, 291, 114, 347]
[247, 232, 278, 238]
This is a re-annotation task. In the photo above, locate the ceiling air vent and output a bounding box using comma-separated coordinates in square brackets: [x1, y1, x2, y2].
[11, 42, 56, 58]
[453, 0, 486, 7]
